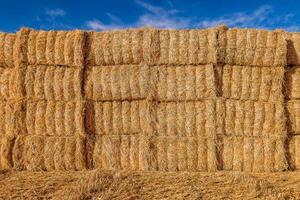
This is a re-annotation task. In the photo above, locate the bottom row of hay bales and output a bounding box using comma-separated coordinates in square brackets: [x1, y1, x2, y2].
[0, 134, 296, 172]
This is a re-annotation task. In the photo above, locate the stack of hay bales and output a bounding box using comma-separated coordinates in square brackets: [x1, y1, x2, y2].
[0, 29, 87, 171]
[85, 28, 220, 171]
[0, 32, 22, 170]
[0, 26, 299, 173]
[287, 32, 300, 170]
[217, 28, 288, 172]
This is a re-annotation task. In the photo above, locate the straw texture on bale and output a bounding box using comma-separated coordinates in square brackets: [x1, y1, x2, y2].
[0, 68, 23, 100]
[24, 30, 85, 67]
[0, 135, 14, 169]
[24, 65, 83, 100]
[86, 100, 155, 135]
[25, 100, 85, 136]
[85, 64, 152, 101]
[91, 135, 218, 172]
[0, 100, 25, 136]
[0, 33, 16, 68]
[12, 135, 86, 171]
[156, 100, 217, 137]
[221, 29, 286, 67]
[155, 64, 216, 100]
[287, 100, 300, 134]
[286, 66, 300, 99]
[86, 28, 218, 66]
[221, 135, 287, 172]
[221, 65, 284, 101]
[216, 99, 286, 136]
[289, 136, 300, 170]
[286, 32, 300, 66]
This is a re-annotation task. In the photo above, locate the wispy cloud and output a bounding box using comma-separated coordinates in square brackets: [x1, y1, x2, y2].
[86, 0, 191, 31]
[85, 1, 298, 31]
[134, 0, 190, 28]
[86, 19, 123, 30]
[45, 8, 66, 18]
[198, 5, 273, 28]
[36, 8, 72, 30]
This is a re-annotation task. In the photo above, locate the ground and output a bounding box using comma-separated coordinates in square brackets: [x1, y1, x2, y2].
[0, 170, 300, 199]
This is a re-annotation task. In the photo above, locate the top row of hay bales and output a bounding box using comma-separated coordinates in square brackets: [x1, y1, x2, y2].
[2, 26, 299, 68]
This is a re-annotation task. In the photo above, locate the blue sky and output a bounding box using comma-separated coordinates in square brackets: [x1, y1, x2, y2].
[1, 0, 300, 32]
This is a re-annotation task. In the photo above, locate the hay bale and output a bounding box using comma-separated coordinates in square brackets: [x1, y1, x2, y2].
[287, 32, 300, 65]
[218, 100, 286, 136]
[232, 137, 244, 171]
[86, 29, 159, 66]
[0, 68, 22, 100]
[64, 137, 76, 170]
[274, 137, 288, 171]
[19, 29, 85, 67]
[166, 137, 178, 171]
[90, 100, 155, 135]
[156, 64, 216, 101]
[12, 135, 26, 170]
[0, 135, 14, 169]
[45, 30, 56, 64]
[44, 136, 56, 170]
[157, 102, 207, 136]
[287, 100, 300, 134]
[85, 65, 150, 100]
[25, 65, 83, 100]
[263, 137, 276, 172]
[14, 28, 30, 67]
[222, 136, 233, 170]
[45, 101, 56, 136]
[197, 138, 208, 171]
[12, 136, 87, 171]
[36, 31, 47, 64]
[216, 99, 225, 135]
[24, 29, 85, 66]
[102, 135, 121, 170]
[158, 29, 218, 64]
[53, 67, 64, 100]
[286, 66, 300, 99]
[0, 33, 16, 68]
[224, 29, 286, 66]
[75, 136, 86, 170]
[221, 65, 284, 101]
[288, 136, 300, 170]
[120, 135, 130, 170]
[140, 136, 157, 171]
[156, 137, 168, 171]
[35, 101, 47, 135]
[1, 100, 25, 136]
[221, 136, 285, 172]
[93, 135, 145, 171]
[54, 137, 65, 170]
[243, 137, 254, 172]
[24, 135, 45, 171]
[177, 137, 188, 171]
[26, 101, 85, 136]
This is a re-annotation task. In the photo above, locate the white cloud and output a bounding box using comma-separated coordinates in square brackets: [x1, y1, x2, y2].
[45, 8, 66, 18]
[86, 19, 124, 30]
[36, 8, 70, 30]
[198, 5, 273, 28]
[135, 0, 190, 29]
[86, 0, 191, 31]
[85, 2, 298, 31]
